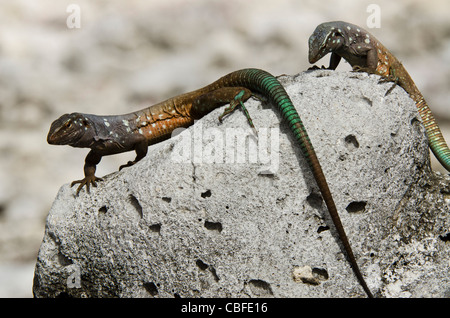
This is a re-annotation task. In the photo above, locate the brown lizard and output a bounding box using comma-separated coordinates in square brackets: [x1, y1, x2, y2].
[48, 73, 255, 195]
[308, 21, 450, 172]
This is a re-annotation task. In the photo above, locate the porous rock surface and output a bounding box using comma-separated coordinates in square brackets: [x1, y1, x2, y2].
[33, 71, 450, 298]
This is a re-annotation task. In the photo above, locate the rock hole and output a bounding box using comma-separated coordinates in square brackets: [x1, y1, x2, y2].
[196, 259, 220, 282]
[259, 171, 276, 178]
[201, 190, 212, 198]
[204, 221, 222, 233]
[162, 197, 172, 203]
[317, 225, 329, 233]
[440, 189, 450, 201]
[149, 223, 161, 233]
[129, 194, 143, 218]
[196, 259, 209, 271]
[411, 117, 423, 133]
[143, 282, 158, 296]
[439, 233, 450, 242]
[98, 206, 108, 214]
[312, 267, 329, 280]
[57, 252, 72, 266]
[411, 117, 420, 126]
[306, 192, 323, 209]
[209, 266, 220, 282]
[346, 201, 367, 213]
[361, 96, 373, 106]
[248, 279, 273, 297]
[344, 134, 360, 149]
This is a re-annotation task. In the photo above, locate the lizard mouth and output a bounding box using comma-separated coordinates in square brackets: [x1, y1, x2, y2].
[47, 122, 73, 145]
[308, 35, 324, 64]
[308, 54, 319, 64]
[308, 47, 323, 64]
[47, 129, 66, 145]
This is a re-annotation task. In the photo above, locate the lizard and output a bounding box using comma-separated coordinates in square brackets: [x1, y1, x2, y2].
[308, 20, 450, 172]
[48, 75, 255, 195]
[47, 67, 373, 297]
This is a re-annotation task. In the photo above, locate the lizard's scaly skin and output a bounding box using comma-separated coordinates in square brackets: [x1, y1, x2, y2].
[308, 21, 450, 172]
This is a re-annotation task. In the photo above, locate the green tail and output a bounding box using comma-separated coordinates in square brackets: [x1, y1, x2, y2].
[219, 68, 373, 297]
[416, 98, 450, 172]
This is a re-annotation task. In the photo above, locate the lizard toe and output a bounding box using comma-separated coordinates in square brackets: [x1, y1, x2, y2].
[71, 176, 103, 195]
[119, 161, 135, 170]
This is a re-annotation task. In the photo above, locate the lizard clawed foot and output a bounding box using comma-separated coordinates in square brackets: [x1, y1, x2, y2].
[71, 175, 103, 195]
[377, 75, 398, 96]
[218, 99, 258, 136]
[351, 65, 374, 73]
[119, 161, 135, 171]
[307, 65, 328, 71]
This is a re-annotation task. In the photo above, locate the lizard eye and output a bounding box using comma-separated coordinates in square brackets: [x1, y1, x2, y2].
[64, 121, 72, 128]
[82, 119, 89, 127]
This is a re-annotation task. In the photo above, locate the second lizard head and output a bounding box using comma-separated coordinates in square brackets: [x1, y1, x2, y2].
[308, 21, 347, 63]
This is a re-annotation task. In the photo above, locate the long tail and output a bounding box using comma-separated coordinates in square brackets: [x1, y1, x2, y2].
[396, 68, 450, 172]
[415, 97, 450, 171]
[222, 68, 373, 297]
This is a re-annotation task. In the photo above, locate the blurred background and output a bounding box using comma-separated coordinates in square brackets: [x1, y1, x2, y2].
[1, 0, 449, 297]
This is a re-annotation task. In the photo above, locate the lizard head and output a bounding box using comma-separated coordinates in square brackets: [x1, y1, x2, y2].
[47, 113, 94, 146]
[308, 21, 346, 63]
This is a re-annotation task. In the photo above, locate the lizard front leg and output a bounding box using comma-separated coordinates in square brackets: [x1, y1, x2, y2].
[308, 52, 342, 71]
[71, 150, 103, 195]
[348, 43, 378, 74]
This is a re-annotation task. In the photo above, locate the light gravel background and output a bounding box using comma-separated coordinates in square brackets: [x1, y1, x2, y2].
[1, 0, 449, 297]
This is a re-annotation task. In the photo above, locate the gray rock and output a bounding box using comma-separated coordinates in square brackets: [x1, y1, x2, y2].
[33, 71, 450, 298]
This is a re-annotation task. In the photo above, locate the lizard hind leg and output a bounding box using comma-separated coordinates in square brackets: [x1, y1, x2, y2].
[218, 88, 258, 135]
[353, 65, 398, 96]
[378, 74, 398, 96]
[352, 65, 375, 74]
[119, 139, 148, 171]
